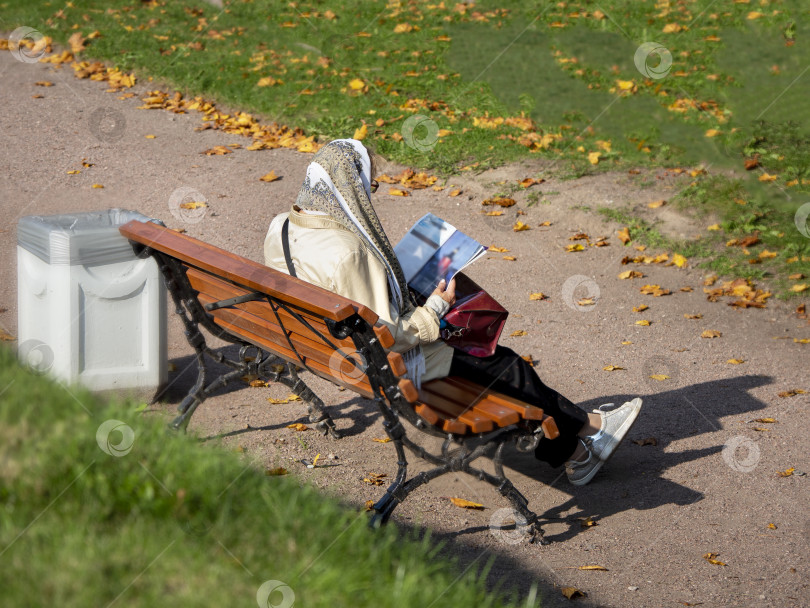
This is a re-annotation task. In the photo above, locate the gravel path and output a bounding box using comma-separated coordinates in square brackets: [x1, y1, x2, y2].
[1, 49, 808, 608]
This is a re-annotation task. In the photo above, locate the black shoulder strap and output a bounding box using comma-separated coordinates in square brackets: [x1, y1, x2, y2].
[281, 217, 297, 278]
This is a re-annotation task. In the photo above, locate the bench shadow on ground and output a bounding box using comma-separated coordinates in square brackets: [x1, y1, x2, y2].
[155, 347, 384, 440]
[446, 373, 773, 546]
[156, 346, 773, 606]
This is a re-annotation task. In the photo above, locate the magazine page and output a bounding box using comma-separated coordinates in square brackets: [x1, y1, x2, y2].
[395, 213, 487, 299]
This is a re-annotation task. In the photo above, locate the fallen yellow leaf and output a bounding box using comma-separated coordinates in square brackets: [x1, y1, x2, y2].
[707, 224, 721, 231]
[372, 437, 392, 443]
[648, 199, 666, 208]
[91, 184, 104, 189]
[618, 270, 644, 280]
[701, 330, 722, 338]
[635, 320, 651, 326]
[703, 552, 727, 566]
[510, 330, 528, 337]
[633, 304, 649, 313]
[448, 497, 484, 509]
[502, 255, 517, 261]
[259, 170, 281, 183]
[388, 188, 410, 197]
[726, 359, 745, 365]
[561, 587, 586, 600]
[777, 467, 795, 477]
[145, 134, 156, 139]
[353, 123, 368, 140]
[513, 221, 531, 232]
[672, 253, 688, 268]
[529, 292, 547, 301]
[348, 78, 365, 90]
[489, 246, 509, 253]
[286, 423, 309, 432]
[588, 151, 600, 165]
[684, 313, 702, 319]
[603, 365, 625, 371]
[790, 284, 808, 293]
[179, 201, 207, 210]
[565, 244, 585, 253]
[448, 189, 462, 197]
[617, 227, 631, 244]
[649, 374, 670, 381]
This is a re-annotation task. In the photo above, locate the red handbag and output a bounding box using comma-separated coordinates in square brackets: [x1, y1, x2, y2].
[439, 273, 508, 358]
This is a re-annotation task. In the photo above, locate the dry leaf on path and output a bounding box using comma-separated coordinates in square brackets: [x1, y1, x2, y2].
[633, 304, 649, 313]
[703, 552, 727, 566]
[503, 255, 517, 261]
[684, 314, 702, 319]
[510, 330, 527, 337]
[482, 196, 516, 207]
[513, 221, 531, 232]
[259, 170, 281, 182]
[635, 320, 651, 326]
[578, 565, 608, 571]
[727, 359, 745, 365]
[617, 227, 631, 244]
[286, 423, 309, 431]
[777, 467, 795, 477]
[619, 270, 644, 279]
[529, 292, 547, 301]
[777, 389, 805, 398]
[362, 472, 387, 486]
[448, 497, 484, 510]
[701, 330, 722, 338]
[388, 188, 410, 197]
[203, 145, 232, 155]
[561, 587, 587, 600]
[648, 199, 666, 208]
[649, 374, 670, 381]
[372, 437, 392, 443]
[603, 365, 625, 371]
[565, 244, 585, 253]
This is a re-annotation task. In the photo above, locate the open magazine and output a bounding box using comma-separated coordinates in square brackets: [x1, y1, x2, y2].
[394, 213, 488, 299]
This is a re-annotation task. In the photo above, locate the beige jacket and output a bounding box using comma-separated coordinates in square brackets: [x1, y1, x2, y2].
[263, 207, 454, 382]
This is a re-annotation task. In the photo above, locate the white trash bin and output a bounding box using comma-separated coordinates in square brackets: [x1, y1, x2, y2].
[17, 209, 167, 394]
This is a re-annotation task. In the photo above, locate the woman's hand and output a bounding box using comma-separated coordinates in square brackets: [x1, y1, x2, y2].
[431, 278, 456, 307]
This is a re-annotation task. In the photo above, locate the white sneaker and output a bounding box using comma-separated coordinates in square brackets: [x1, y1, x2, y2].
[565, 440, 604, 486]
[585, 398, 643, 463]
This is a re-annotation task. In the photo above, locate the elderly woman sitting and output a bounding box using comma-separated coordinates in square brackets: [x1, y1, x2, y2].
[264, 139, 642, 486]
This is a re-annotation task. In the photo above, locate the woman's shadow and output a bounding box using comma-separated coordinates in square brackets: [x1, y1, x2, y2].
[449, 373, 774, 543]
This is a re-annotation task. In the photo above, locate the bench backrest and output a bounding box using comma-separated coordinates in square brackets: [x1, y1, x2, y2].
[119, 220, 418, 402]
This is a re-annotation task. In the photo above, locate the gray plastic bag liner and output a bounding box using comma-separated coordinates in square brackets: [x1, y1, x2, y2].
[17, 208, 162, 266]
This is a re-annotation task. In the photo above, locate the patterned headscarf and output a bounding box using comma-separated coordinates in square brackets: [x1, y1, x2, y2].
[295, 139, 413, 315]
[295, 139, 425, 387]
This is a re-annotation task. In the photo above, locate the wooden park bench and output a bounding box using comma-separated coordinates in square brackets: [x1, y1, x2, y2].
[120, 219, 560, 542]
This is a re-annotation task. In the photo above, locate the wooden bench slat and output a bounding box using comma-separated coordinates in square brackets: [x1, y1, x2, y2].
[415, 404, 468, 434]
[197, 293, 362, 377]
[541, 417, 560, 440]
[441, 376, 545, 420]
[120, 220, 376, 324]
[211, 315, 377, 398]
[416, 388, 494, 433]
[418, 379, 519, 427]
[373, 326, 395, 349]
[186, 267, 357, 350]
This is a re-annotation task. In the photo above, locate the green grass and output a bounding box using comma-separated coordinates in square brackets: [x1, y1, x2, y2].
[2, 0, 809, 287]
[0, 346, 536, 607]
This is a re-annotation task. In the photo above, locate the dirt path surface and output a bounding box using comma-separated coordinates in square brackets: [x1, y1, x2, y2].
[2, 51, 809, 608]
